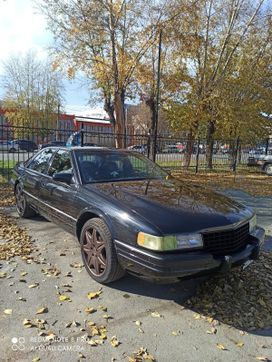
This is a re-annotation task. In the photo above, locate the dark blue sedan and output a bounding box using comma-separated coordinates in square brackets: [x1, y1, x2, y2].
[11, 147, 265, 284]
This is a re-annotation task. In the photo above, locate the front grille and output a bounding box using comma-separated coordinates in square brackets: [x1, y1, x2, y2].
[202, 222, 249, 256]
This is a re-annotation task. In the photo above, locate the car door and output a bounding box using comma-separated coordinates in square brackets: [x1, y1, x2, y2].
[39, 149, 78, 233]
[22, 148, 55, 211]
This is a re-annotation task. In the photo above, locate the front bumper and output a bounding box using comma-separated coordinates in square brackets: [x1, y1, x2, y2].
[115, 227, 265, 280]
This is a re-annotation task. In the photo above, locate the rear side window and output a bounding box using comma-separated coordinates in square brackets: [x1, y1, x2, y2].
[27, 148, 54, 174]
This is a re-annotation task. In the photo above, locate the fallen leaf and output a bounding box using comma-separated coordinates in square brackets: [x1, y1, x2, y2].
[0, 272, 7, 278]
[23, 319, 33, 328]
[216, 343, 227, 351]
[28, 283, 39, 289]
[84, 307, 96, 314]
[45, 332, 56, 341]
[236, 341, 244, 348]
[110, 336, 120, 347]
[4, 309, 12, 315]
[20, 271, 27, 276]
[36, 307, 48, 314]
[151, 311, 162, 318]
[103, 314, 112, 320]
[18, 297, 27, 302]
[206, 327, 217, 334]
[255, 357, 271, 361]
[59, 295, 71, 302]
[32, 358, 40, 362]
[135, 320, 141, 326]
[171, 330, 180, 336]
[87, 290, 102, 300]
[78, 352, 85, 359]
[98, 305, 107, 311]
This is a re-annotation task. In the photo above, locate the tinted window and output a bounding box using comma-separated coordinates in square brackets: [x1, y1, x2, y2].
[48, 149, 72, 176]
[75, 150, 167, 183]
[27, 148, 54, 174]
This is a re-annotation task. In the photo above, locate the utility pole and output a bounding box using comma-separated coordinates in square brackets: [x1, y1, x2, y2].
[152, 29, 162, 162]
[56, 103, 60, 141]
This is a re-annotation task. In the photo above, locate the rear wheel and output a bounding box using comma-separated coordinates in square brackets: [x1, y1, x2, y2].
[264, 163, 272, 176]
[15, 183, 36, 218]
[80, 218, 125, 284]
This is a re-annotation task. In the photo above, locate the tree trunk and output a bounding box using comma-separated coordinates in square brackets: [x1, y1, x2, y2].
[206, 120, 215, 170]
[183, 129, 195, 169]
[114, 91, 125, 148]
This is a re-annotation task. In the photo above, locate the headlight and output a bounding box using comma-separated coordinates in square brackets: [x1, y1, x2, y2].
[249, 214, 257, 233]
[137, 232, 203, 251]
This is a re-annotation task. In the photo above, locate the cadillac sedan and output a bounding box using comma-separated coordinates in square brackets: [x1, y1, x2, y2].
[11, 147, 265, 284]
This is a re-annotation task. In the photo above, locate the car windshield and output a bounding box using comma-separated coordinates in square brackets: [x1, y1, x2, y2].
[75, 150, 168, 184]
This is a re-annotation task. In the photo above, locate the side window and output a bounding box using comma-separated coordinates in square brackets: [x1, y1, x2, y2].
[27, 148, 54, 174]
[48, 149, 72, 176]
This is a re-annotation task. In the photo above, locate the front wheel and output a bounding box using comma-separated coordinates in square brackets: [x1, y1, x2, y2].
[80, 218, 125, 284]
[264, 163, 272, 176]
[15, 183, 36, 218]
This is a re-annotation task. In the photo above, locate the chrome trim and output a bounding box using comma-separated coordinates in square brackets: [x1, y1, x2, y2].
[200, 217, 251, 234]
[24, 190, 77, 222]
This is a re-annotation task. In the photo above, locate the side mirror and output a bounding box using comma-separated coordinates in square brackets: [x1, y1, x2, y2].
[52, 172, 73, 184]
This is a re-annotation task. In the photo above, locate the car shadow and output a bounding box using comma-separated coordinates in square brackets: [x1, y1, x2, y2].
[110, 273, 205, 304]
[109, 249, 272, 337]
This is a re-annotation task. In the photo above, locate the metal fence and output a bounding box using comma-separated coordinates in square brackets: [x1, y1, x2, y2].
[1, 124, 271, 182]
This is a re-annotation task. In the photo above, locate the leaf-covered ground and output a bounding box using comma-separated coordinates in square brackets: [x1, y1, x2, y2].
[0, 184, 15, 207]
[185, 251, 272, 330]
[173, 171, 272, 197]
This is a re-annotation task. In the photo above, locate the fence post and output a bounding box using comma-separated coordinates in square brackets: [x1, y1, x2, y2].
[195, 138, 200, 174]
[232, 137, 240, 172]
[265, 138, 269, 155]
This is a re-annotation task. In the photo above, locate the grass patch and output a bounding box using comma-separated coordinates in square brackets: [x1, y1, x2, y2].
[172, 170, 272, 197]
[0, 160, 17, 183]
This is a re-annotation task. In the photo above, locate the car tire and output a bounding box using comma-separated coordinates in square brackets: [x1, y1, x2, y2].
[80, 218, 125, 284]
[15, 183, 36, 218]
[264, 163, 272, 176]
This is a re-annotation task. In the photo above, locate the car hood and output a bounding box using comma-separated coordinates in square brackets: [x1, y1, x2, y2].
[85, 178, 253, 234]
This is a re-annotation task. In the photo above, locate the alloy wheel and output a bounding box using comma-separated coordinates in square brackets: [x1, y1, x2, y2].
[15, 184, 26, 215]
[82, 228, 107, 276]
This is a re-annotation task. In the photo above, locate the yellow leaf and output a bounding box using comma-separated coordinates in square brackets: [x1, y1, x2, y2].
[135, 320, 141, 326]
[28, 283, 39, 289]
[151, 311, 162, 318]
[59, 295, 71, 302]
[236, 341, 244, 347]
[87, 320, 95, 327]
[0, 272, 7, 278]
[98, 305, 107, 311]
[103, 314, 112, 320]
[20, 271, 27, 276]
[23, 318, 33, 328]
[32, 358, 40, 362]
[87, 290, 102, 300]
[216, 343, 227, 350]
[4, 309, 12, 315]
[87, 339, 98, 346]
[110, 336, 120, 347]
[84, 307, 96, 314]
[36, 307, 48, 314]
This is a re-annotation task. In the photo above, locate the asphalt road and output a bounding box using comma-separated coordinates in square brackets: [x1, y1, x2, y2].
[0, 191, 271, 362]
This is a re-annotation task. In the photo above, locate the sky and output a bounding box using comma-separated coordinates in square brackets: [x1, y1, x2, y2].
[0, 0, 105, 116]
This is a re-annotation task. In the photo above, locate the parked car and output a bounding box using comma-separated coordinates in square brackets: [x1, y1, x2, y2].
[162, 144, 180, 153]
[11, 147, 264, 284]
[38, 141, 66, 150]
[254, 153, 272, 175]
[0, 140, 19, 152]
[10, 140, 38, 152]
[127, 144, 147, 154]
